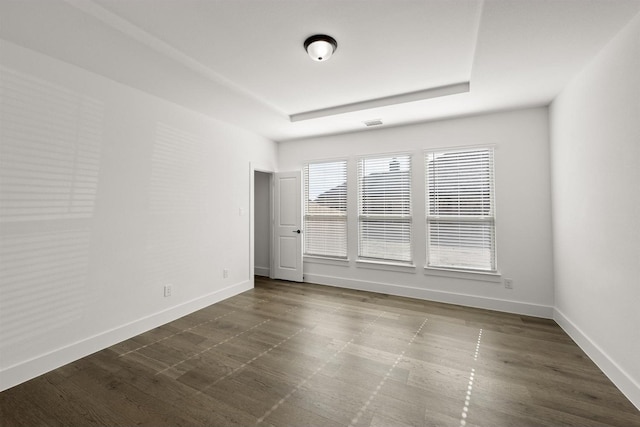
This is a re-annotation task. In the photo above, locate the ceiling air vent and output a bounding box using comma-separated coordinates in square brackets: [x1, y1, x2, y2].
[363, 119, 383, 127]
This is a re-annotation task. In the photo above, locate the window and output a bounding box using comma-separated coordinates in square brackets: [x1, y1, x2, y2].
[303, 160, 348, 258]
[358, 154, 412, 263]
[426, 147, 496, 272]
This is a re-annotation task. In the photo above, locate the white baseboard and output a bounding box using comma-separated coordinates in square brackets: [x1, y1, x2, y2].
[304, 273, 553, 318]
[554, 308, 640, 410]
[0, 280, 252, 392]
[254, 266, 270, 277]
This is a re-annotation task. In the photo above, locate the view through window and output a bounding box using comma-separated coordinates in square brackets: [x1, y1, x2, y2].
[426, 147, 496, 271]
[303, 160, 348, 258]
[357, 154, 412, 263]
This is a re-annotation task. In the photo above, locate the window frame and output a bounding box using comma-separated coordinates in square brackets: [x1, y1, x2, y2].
[303, 159, 349, 260]
[357, 153, 413, 264]
[425, 146, 497, 273]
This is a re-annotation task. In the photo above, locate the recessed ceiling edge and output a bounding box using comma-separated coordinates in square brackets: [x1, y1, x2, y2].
[289, 82, 470, 122]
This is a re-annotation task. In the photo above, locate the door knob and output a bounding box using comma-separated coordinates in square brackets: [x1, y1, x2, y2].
[292, 229, 301, 234]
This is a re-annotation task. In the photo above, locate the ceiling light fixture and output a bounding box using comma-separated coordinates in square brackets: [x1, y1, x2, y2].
[304, 34, 337, 62]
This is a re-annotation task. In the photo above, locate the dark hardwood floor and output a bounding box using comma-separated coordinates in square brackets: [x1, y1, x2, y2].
[1, 277, 639, 426]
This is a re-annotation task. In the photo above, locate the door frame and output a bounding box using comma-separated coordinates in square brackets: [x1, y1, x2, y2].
[249, 163, 275, 288]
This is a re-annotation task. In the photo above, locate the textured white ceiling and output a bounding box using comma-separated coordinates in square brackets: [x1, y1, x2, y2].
[1, 0, 639, 141]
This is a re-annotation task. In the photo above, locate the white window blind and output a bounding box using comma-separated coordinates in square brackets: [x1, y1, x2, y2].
[303, 161, 348, 258]
[426, 147, 496, 272]
[358, 155, 412, 263]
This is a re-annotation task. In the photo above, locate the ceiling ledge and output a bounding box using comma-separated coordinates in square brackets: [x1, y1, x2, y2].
[289, 82, 470, 122]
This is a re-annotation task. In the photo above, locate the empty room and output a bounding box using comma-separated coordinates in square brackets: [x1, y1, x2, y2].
[1, 0, 639, 426]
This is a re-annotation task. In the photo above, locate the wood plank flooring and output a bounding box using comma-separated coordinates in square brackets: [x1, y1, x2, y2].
[1, 277, 639, 426]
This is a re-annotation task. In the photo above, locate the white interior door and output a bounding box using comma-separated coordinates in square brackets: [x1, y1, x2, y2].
[273, 171, 303, 282]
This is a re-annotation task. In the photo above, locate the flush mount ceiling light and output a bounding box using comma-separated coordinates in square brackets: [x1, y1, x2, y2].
[304, 34, 337, 62]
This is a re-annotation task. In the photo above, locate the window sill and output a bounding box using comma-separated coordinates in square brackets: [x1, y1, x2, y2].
[424, 267, 502, 283]
[304, 256, 350, 267]
[356, 259, 416, 273]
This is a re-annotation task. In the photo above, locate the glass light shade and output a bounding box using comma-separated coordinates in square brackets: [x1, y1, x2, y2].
[307, 40, 334, 61]
[305, 36, 337, 62]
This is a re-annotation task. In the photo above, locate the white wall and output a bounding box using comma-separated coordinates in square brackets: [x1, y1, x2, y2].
[0, 41, 277, 391]
[279, 107, 554, 317]
[254, 171, 271, 276]
[550, 13, 640, 408]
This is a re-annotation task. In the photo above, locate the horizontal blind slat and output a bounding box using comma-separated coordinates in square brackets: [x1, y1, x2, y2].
[426, 148, 496, 271]
[304, 160, 348, 258]
[358, 154, 412, 263]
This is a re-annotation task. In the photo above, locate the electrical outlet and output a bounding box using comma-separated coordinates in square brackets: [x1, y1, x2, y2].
[164, 284, 172, 297]
[223, 269, 229, 278]
[504, 278, 513, 289]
